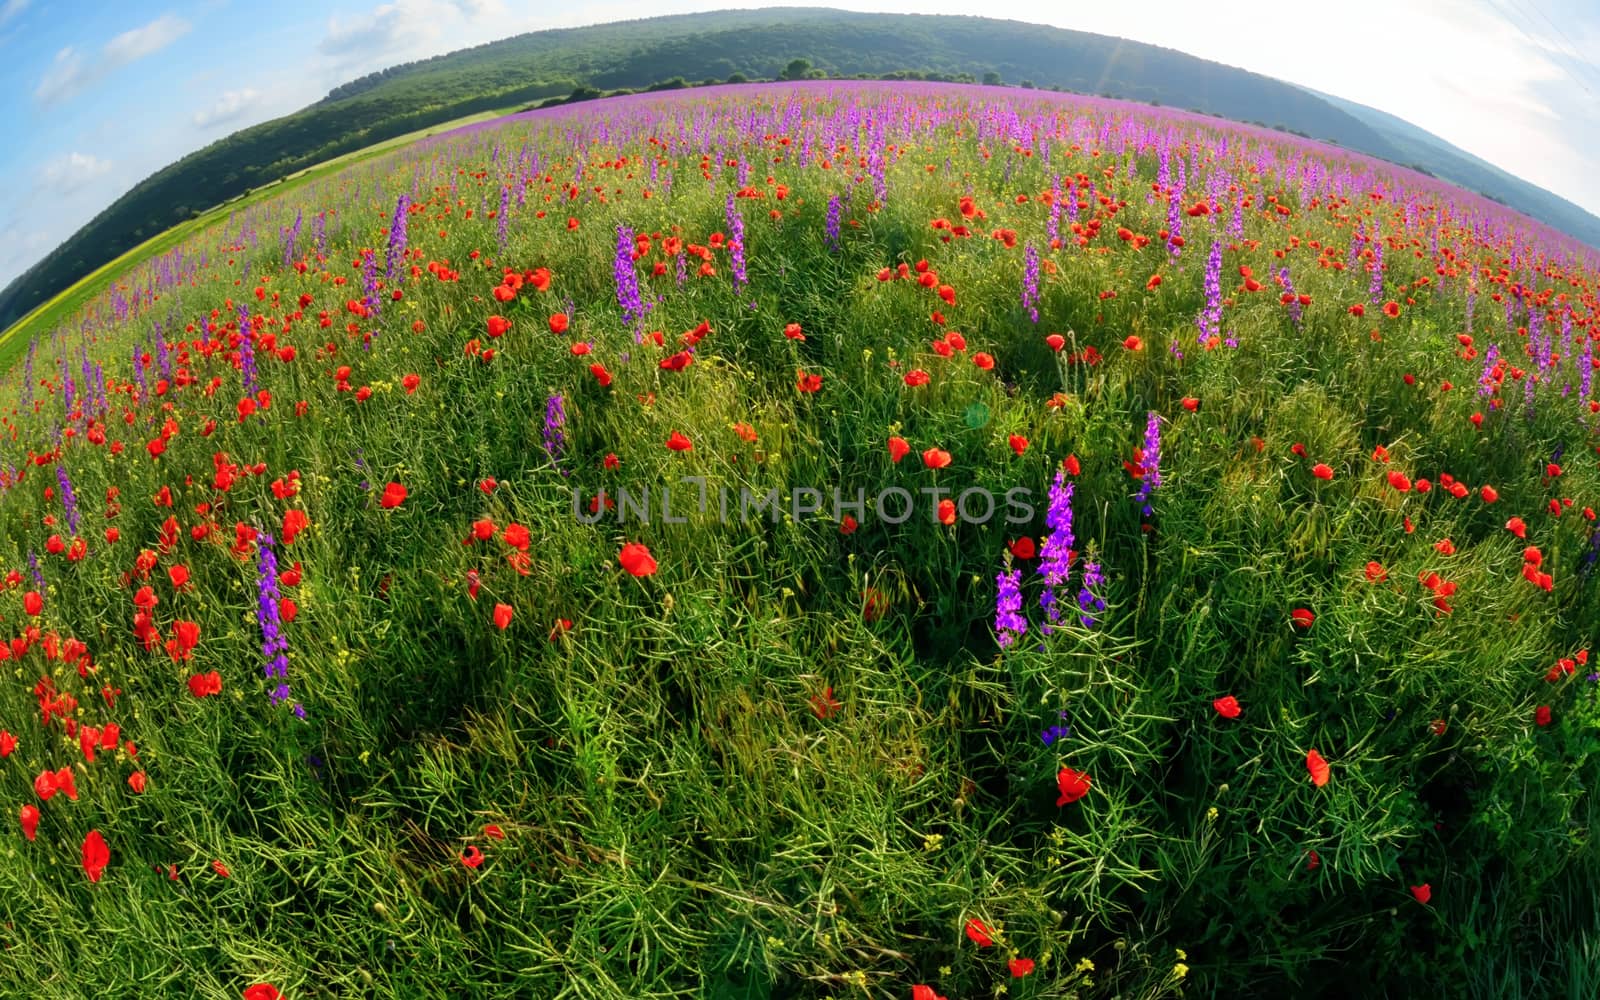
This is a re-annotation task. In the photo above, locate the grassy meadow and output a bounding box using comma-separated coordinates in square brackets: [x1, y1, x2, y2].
[0, 82, 1597, 999]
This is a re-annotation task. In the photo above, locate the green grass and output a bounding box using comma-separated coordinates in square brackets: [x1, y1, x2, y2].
[0, 83, 1596, 1000]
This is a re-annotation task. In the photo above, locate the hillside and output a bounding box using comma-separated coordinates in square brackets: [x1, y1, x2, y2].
[1309, 89, 1600, 249]
[1, 7, 1594, 337]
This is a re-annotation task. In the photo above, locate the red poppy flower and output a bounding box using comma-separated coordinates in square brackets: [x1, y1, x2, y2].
[548, 313, 569, 334]
[1045, 333, 1066, 351]
[659, 350, 693, 372]
[23, 591, 41, 616]
[1480, 485, 1498, 503]
[0, 730, 15, 757]
[911, 986, 949, 1000]
[1535, 705, 1552, 727]
[1009, 537, 1036, 560]
[1291, 608, 1315, 629]
[1056, 767, 1091, 805]
[887, 436, 911, 463]
[460, 845, 484, 869]
[281, 509, 309, 545]
[379, 483, 407, 509]
[188, 671, 222, 698]
[486, 315, 511, 337]
[1505, 516, 1527, 538]
[19, 804, 38, 841]
[809, 686, 842, 719]
[128, 771, 147, 794]
[783, 322, 805, 341]
[922, 448, 952, 470]
[972, 352, 994, 370]
[1009, 957, 1035, 978]
[1213, 695, 1241, 719]
[212, 859, 232, 877]
[1123, 335, 1142, 351]
[796, 371, 823, 393]
[1383, 300, 1401, 318]
[243, 986, 282, 1000]
[1386, 471, 1411, 492]
[1311, 463, 1334, 480]
[665, 431, 693, 452]
[1410, 883, 1431, 904]
[493, 604, 513, 630]
[964, 918, 994, 947]
[903, 369, 931, 387]
[503, 523, 530, 551]
[1306, 748, 1330, 787]
[618, 543, 657, 577]
[82, 829, 109, 883]
[484, 824, 506, 840]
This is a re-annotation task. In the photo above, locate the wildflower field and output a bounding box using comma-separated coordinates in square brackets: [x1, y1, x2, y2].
[3, 81, 1599, 998]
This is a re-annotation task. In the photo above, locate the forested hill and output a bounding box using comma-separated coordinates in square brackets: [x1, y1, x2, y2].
[3, 7, 1595, 334]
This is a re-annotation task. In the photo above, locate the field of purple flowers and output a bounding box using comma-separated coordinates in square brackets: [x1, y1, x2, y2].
[0, 83, 1597, 998]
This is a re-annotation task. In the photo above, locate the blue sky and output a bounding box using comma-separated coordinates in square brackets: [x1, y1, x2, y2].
[1, 0, 1597, 289]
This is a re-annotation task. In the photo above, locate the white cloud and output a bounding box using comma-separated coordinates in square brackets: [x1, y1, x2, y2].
[0, 219, 54, 289]
[34, 13, 191, 106]
[192, 88, 263, 128]
[39, 152, 113, 194]
[104, 13, 190, 62]
[450, 0, 507, 17]
[317, 0, 505, 68]
[321, 0, 449, 60]
[0, 0, 29, 30]
[33, 47, 87, 106]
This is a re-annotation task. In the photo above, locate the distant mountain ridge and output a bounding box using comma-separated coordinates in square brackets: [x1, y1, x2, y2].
[3, 7, 1595, 334]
